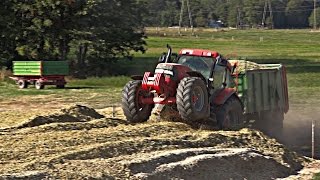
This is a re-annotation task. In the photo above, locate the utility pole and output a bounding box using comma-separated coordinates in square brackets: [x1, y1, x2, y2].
[178, 0, 194, 35]
[314, 0, 317, 30]
[178, 0, 185, 35]
[237, 7, 241, 29]
[262, 1, 268, 27]
[261, 0, 274, 29]
[268, 0, 274, 29]
[186, 0, 194, 35]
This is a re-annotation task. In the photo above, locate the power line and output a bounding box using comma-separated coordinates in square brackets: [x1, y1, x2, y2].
[261, 8, 315, 12]
[150, 7, 315, 14]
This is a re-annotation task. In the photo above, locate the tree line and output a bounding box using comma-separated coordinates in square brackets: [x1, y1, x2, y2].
[141, 0, 320, 28]
[0, 0, 319, 77]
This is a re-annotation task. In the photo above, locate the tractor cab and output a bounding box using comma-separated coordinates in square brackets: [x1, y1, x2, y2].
[176, 55, 213, 79]
[176, 49, 235, 90]
[176, 49, 219, 79]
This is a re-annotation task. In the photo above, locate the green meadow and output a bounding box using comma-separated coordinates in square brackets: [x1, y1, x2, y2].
[1, 28, 320, 110]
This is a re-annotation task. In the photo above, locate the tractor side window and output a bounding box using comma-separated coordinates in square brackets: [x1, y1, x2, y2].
[212, 64, 225, 89]
[225, 69, 236, 88]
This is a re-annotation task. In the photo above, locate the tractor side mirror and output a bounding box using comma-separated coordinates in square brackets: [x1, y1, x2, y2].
[165, 44, 172, 63]
[158, 53, 167, 63]
[216, 56, 228, 67]
[232, 63, 237, 74]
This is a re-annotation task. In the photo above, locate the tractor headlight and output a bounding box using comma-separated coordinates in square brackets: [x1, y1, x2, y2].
[155, 69, 174, 76]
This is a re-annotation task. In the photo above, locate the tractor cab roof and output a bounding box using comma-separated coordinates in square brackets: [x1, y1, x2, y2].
[178, 48, 234, 72]
[179, 49, 220, 59]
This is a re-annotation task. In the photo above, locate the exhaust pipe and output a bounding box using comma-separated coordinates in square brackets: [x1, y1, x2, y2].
[165, 44, 172, 63]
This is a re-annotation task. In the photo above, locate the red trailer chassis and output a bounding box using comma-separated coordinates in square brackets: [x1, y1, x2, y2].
[10, 75, 67, 89]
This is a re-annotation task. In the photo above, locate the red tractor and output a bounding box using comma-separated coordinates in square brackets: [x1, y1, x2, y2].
[121, 45, 244, 129]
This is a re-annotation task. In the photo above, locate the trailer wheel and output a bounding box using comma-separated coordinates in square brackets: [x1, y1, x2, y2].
[215, 95, 244, 130]
[122, 80, 154, 123]
[18, 80, 28, 89]
[35, 80, 44, 90]
[176, 77, 209, 122]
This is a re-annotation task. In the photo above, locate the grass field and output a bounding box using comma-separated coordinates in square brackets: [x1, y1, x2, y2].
[122, 28, 320, 107]
[0, 29, 319, 115]
[0, 29, 319, 121]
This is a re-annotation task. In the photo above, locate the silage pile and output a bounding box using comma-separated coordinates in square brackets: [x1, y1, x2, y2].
[229, 60, 272, 73]
[2, 104, 104, 130]
[0, 105, 311, 179]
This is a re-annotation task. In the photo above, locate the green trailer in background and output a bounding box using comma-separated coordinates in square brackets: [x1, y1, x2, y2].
[230, 60, 289, 135]
[11, 61, 69, 89]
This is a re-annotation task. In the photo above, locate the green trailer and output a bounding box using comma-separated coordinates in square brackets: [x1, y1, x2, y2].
[11, 61, 69, 89]
[230, 60, 289, 134]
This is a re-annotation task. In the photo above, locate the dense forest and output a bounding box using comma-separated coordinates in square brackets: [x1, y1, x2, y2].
[141, 0, 320, 28]
[0, 0, 319, 76]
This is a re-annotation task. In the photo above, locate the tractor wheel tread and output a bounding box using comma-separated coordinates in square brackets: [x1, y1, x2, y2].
[176, 77, 209, 122]
[121, 80, 153, 123]
[214, 95, 244, 130]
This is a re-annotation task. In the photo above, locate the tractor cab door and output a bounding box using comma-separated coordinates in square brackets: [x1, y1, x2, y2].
[210, 59, 235, 94]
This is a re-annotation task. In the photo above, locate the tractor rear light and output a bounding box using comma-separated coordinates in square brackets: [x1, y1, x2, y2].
[203, 52, 212, 56]
[181, 49, 193, 55]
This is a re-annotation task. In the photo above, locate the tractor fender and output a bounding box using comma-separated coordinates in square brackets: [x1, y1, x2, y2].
[213, 88, 240, 106]
[186, 71, 207, 83]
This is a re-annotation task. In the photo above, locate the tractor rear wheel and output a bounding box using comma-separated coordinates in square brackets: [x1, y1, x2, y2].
[215, 95, 244, 130]
[18, 80, 28, 89]
[176, 77, 209, 122]
[121, 80, 153, 123]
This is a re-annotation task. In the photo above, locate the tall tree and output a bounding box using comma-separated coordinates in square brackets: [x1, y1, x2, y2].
[0, 0, 18, 67]
[0, 0, 146, 76]
[243, 0, 264, 26]
[72, 0, 146, 76]
[309, 7, 320, 28]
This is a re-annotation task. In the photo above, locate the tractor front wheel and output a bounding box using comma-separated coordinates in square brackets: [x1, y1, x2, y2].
[215, 95, 244, 130]
[121, 80, 153, 123]
[176, 77, 209, 122]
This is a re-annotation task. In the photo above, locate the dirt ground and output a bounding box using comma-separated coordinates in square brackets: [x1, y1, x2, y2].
[0, 104, 319, 179]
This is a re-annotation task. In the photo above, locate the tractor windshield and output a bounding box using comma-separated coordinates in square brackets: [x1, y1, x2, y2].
[177, 55, 214, 79]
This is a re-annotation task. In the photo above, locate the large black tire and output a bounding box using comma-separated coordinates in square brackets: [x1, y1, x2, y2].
[18, 80, 28, 89]
[121, 80, 154, 123]
[215, 95, 244, 130]
[35, 80, 44, 90]
[176, 77, 209, 122]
